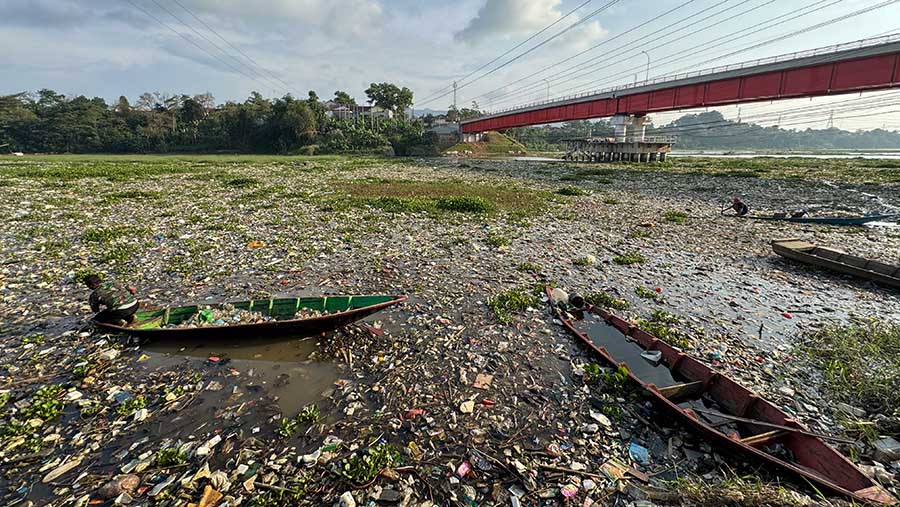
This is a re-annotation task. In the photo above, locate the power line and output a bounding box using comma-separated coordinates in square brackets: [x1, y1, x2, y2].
[145, 0, 290, 95]
[122, 0, 278, 93]
[491, 0, 828, 109]
[417, 0, 595, 105]
[500, 0, 900, 110]
[492, 0, 880, 111]
[169, 0, 301, 95]
[418, 0, 623, 106]
[468, 0, 734, 106]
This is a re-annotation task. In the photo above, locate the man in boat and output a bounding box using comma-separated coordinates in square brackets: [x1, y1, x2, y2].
[84, 275, 139, 325]
[727, 196, 750, 216]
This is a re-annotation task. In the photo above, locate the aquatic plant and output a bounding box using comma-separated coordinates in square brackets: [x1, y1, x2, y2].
[612, 251, 646, 265]
[583, 363, 603, 382]
[636, 319, 689, 349]
[338, 444, 401, 483]
[488, 287, 540, 324]
[584, 291, 631, 311]
[116, 395, 146, 417]
[22, 334, 45, 345]
[296, 404, 320, 423]
[155, 447, 188, 466]
[634, 285, 662, 301]
[21, 385, 65, 421]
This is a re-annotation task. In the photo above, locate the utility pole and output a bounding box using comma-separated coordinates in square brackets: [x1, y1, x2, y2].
[827, 110, 834, 129]
[543, 79, 550, 101]
[452, 81, 457, 112]
[641, 51, 650, 82]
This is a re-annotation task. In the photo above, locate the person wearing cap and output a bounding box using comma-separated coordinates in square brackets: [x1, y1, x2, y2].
[728, 196, 750, 216]
[84, 274, 139, 325]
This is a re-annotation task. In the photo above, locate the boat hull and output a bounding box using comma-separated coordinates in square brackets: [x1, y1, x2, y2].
[93, 295, 406, 340]
[745, 214, 897, 225]
[548, 287, 895, 504]
[772, 239, 900, 289]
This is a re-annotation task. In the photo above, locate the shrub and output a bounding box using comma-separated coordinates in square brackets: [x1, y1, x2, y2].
[436, 196, 494, 213]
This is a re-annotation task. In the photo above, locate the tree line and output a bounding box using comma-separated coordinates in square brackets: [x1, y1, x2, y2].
[0, 83, 435, 155]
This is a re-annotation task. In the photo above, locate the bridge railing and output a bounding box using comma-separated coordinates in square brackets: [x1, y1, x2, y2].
[472, 33, 900, 119]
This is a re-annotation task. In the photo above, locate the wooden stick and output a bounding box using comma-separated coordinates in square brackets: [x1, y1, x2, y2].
[691, 408, 856, 444]
[539, 464, 607, 480]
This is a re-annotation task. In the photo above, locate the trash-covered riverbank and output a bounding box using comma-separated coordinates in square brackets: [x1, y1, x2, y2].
[1, 155, 899, 506]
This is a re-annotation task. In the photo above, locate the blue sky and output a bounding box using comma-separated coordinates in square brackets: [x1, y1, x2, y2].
[3, 0, 900, 129]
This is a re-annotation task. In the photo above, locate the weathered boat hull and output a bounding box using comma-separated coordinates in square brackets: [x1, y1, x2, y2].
[93, 295, 406, 340]
[548, 287, 895, 504]
[772, 239, 900, 289]
[745, 214, 897, 225]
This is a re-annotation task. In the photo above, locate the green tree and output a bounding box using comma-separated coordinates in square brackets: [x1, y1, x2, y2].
[333, 91, 356, 107]
[306, 91, 328, 133]
[364, 83, 413, 115]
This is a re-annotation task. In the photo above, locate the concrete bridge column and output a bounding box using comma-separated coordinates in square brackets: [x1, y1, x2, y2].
[611, 114, 630, 143]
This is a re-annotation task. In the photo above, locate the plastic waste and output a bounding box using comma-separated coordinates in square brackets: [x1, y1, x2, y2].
[629, 442, 650, 465]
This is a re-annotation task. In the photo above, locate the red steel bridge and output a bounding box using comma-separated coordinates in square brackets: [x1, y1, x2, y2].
[460, 34, 900, 134]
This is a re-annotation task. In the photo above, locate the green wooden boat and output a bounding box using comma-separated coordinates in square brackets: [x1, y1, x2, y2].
[93, 295, 406, 339]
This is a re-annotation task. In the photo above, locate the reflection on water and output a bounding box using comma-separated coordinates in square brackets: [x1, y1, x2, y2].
[573, 313, 680, 389]
[145, 334, 340, 415]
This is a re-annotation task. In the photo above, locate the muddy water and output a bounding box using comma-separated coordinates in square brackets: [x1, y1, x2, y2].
[144, 335, 340, 416]
[573, 312, 680, 388]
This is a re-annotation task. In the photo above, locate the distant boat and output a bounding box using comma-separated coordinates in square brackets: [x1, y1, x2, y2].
[742, 213, 897, 226]
[772, 239, 900, 289]
[93, 295, 406, 339]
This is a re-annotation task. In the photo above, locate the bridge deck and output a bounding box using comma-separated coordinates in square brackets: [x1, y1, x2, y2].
[461, 35, 900, 133]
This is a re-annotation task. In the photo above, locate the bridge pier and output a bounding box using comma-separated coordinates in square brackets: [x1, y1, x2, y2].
[563, 136, 673, 164]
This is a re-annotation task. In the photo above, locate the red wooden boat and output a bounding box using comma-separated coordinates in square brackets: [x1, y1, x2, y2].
[548, 287, 896, 504]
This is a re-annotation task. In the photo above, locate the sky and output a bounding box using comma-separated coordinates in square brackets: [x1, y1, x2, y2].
[3, 0, 900, 130]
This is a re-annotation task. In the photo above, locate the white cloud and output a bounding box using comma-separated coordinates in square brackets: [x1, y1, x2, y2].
[455, 0, 564, 44]
[186, 0, 384, 37]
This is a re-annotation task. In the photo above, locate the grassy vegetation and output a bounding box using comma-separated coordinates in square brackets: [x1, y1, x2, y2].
[444, 131, 527, 156]
[668, 475, 805, 507]
[664, 210, 688, 224]
[486, 232, 509, 248]
[516, 261, 541, 273]
[627, 228, 651, 239]
[488, 286, 540, 324]
[612, 251, 646, 265]
[633, 156, 900, 185]
[556, 186, 586, 196]
[334, 179, 551, 216]
[799, 321, 900, 412]
[635, 285, 663, 301]
[82, 226, 133, 243]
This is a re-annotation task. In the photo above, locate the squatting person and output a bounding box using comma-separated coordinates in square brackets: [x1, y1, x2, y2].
[84, 274, 139, 325]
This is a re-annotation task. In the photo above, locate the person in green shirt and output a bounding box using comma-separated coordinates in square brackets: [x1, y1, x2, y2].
[84, 275, 139, 325]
